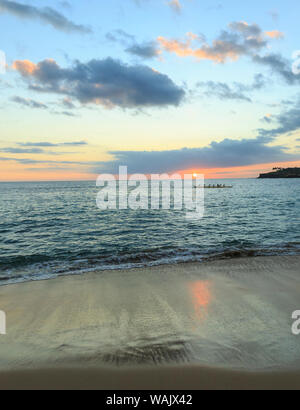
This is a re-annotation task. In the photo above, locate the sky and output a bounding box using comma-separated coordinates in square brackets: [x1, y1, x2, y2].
[0, 0, 300, 181]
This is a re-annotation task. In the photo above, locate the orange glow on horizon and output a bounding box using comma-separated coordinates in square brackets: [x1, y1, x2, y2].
[0, 160, 299, 182]
[177, 161, 300, 179]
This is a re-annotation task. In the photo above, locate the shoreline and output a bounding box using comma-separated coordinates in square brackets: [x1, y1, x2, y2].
[1, 247, 300, 288]
[0, 255, 299, 389]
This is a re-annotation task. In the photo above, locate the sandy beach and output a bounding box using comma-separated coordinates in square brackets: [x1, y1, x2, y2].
[0, 255, 300, 390]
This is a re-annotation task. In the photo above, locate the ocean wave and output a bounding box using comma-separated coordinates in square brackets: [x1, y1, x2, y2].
[1, 242, 300, 286]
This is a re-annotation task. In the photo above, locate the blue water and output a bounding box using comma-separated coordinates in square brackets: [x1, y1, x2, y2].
[0, 178, 299, 285]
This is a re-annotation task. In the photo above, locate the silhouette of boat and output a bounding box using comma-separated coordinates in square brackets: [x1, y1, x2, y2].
[202, 184, 233, 189]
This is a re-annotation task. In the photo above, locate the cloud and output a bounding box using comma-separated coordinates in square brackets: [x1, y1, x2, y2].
[158, 21, 269, 63]
[2, 137, 298, 173]
[0, 147, 45, 154]
[228, 21, 262, 38]
[52, 110, 77, 117]
[18, 141, 87, 147]
[25, 166, 74, 172]
[260, 114, 273, 123]
[0, 147, 73, 155]
[12, 57, 185, 109]
[106, 30, 160, 60]
[106, 29, 136, 46]
[11, 96, 47, 109]
[196, 74, 267, 102]
[197, 81, 252, 102]
[0, 0, 91, 33]
[126, 41, 161, 59]
[265, 30, 284, 39]
[252, 53, 300, 84]
[0, 140, 88, 154]
[12, 59, 36, 75]
[0, 157, 95, 165]
[93, 137, 299, 174]
[61, 141, 87, 146]
[168, 0, 181, 13]
[61, 97, 76, 109]
[258, 99, 300, 138]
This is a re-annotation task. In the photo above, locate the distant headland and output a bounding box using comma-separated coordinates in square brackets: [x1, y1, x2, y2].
[258, 167, 300, 178]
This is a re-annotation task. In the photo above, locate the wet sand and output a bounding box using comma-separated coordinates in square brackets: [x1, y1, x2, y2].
[0, 255, 299, 389]
[0, 366, 300, 390]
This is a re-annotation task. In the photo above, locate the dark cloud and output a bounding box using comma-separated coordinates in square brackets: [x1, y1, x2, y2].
[258, 99, 300, 138]
[1, 137, 297, 173]
[252, 53, 300, 84]
[106, 30, 160, 60]
[0, 0, 91, 33]
[126, 41, 161, 59]
[196, 74, 267, 102]
[13, 57, 185, 109]
[11, 96, 47, 109]
[94, 137, 299, 174]
[243, 73, 268, 90]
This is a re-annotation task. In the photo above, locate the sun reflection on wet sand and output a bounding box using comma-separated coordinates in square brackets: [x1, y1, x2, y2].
[188, 280, 212, 321]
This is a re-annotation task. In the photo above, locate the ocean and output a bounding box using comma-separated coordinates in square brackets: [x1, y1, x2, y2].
[0, 178, 299, 285]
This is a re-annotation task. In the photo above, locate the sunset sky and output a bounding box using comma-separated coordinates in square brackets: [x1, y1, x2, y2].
[0, 0, 300, 181]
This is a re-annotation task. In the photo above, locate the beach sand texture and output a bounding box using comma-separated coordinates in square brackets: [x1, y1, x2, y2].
[0, 255, 299, 389]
